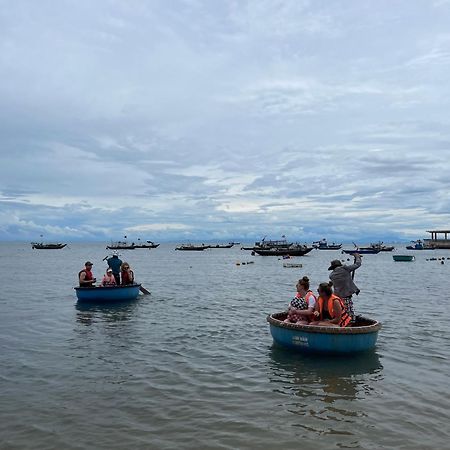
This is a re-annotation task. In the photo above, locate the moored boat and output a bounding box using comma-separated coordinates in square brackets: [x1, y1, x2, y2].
[254, 245, 313, 256]
[175, 244, 209, 251]
[74, 284, 141, 302]
[406, 240, 434, 250]
[312, 239, 342, 250]
[342, 248, 380, 255]
[393, 255, 415, 261]
[360, 242, 395, 252]
[267, 312, 381, 353]
[31, 242, 67, 249]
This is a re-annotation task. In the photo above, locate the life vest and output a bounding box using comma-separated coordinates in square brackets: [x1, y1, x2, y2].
[78, 269, 93, 286]
[102, 274, 116, 286]
[121, 269, 134, 285]
[317, 294, 351, 327]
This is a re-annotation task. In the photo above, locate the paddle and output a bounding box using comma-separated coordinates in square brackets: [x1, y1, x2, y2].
[139, 285, 151, 295]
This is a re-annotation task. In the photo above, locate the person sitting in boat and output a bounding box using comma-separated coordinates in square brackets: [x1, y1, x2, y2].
[310, 282, 351, 327]
[284, 276, 317, 324]
[101, 268, 117, 287]
[328, 253, 361, 324]
[121, 262, 134, 285]
[106, 252, 122, 284]
[78, 261, 96, 287]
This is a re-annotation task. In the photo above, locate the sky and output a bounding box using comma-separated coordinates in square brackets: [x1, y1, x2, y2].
[1, 0, 450, 242]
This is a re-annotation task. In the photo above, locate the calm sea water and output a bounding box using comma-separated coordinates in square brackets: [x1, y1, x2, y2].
[1, 242, 449, 450]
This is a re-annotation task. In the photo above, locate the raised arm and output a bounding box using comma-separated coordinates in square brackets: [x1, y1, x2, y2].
[344, 254, 362, 272]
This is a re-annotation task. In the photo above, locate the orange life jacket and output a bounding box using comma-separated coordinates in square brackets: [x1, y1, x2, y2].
[317, 293, 351, 327]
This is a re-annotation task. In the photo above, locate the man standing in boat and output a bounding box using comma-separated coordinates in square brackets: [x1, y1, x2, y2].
[106, 252, 122, 284]
[328, 253, 361, 324]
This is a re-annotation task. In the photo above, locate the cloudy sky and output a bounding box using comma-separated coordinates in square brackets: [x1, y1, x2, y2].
[1, 0, 450, 242]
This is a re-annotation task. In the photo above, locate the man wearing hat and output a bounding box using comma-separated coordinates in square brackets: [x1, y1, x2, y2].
[328, 254, 362, 323]
[106, 252, 123, 285]
[78, 261, 97, 287]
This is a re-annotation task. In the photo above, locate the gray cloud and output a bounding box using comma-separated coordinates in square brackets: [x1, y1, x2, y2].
[1, 1, 450, 241]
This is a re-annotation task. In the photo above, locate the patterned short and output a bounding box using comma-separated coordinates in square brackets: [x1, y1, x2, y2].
[290, 297, 308, 309]
[343, 296, 355, 323]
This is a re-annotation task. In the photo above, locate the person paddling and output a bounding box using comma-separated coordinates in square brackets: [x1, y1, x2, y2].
[328, 253, 361, 323]
[106, 252, 122, 284]
[79, 261, 96, 287]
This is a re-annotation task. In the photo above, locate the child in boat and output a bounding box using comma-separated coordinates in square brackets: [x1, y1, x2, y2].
[284, 276, 317, 324]
[101, 268, 117, 287]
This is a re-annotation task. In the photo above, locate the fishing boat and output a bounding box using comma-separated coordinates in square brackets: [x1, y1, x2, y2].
[175, 244, 209, 251]
[283, 263, 303, 268]
[254, 245, 313, 256]
[267, 312, 381, 353]
[312, 239, 342, 250]
[393, 255, 415, 262]
[342, 248, 381, 255]
[74, 284, 141, 302]
[406, 240, 434, 250]
[254, 237, 293, 249]
[106, 241, 136, 250]
[31, 242, 67, 249]
[209, 243, 234, 248]
[360, 242, 395, 252]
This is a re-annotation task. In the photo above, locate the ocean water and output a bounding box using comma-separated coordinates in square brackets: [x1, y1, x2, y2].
[1, 242, 449, 450]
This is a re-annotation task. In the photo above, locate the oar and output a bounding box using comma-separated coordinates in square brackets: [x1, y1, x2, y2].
[139, 285, 151, 295]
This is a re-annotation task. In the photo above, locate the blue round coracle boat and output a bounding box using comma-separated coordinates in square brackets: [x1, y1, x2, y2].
[74, 284, 141, 302]
[267, 312, 381, 354]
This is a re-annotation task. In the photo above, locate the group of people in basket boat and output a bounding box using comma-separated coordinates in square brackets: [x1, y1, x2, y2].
[285, 254, 361, 327]
[78, 256, 135, 288]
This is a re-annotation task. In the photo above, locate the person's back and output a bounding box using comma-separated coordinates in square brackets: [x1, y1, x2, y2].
[328, 255, 361, 298]
[107, 255, 122, 284]
[328, 254, 361, 323]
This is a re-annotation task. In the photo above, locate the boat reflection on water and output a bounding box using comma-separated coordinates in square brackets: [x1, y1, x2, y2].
[75, 299, 140, 326]
[268, 344, 383, 405]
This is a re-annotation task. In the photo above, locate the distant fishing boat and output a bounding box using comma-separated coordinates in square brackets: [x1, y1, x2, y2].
[313, 239, 342, 250]
[267, 312, 381, 353]
[342, 248, 380, 255]
[209, 243, 234, 248]
[106, 241, 136, 250]
[406, 240, 434, 250]
[31, 242, 67, 249]
[254, 245, 313, 256]
[393, 255, 415, 262]
[106, 236, 159, 250]
[360, 242, 395, 252]
[175, 244, 209, 251]
[254, 236, 293, 249]
[74, 284, 141, 302]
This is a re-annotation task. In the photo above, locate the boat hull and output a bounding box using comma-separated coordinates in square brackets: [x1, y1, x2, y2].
[267, 313, 381, 354]
[393, 255, 415, 261]
[342, 249, 380, 255]
[316, 245, 342, 250]
[254, 247, 313, 256]
[31, 243, 67, 249]
[74, 284, 141, 302]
